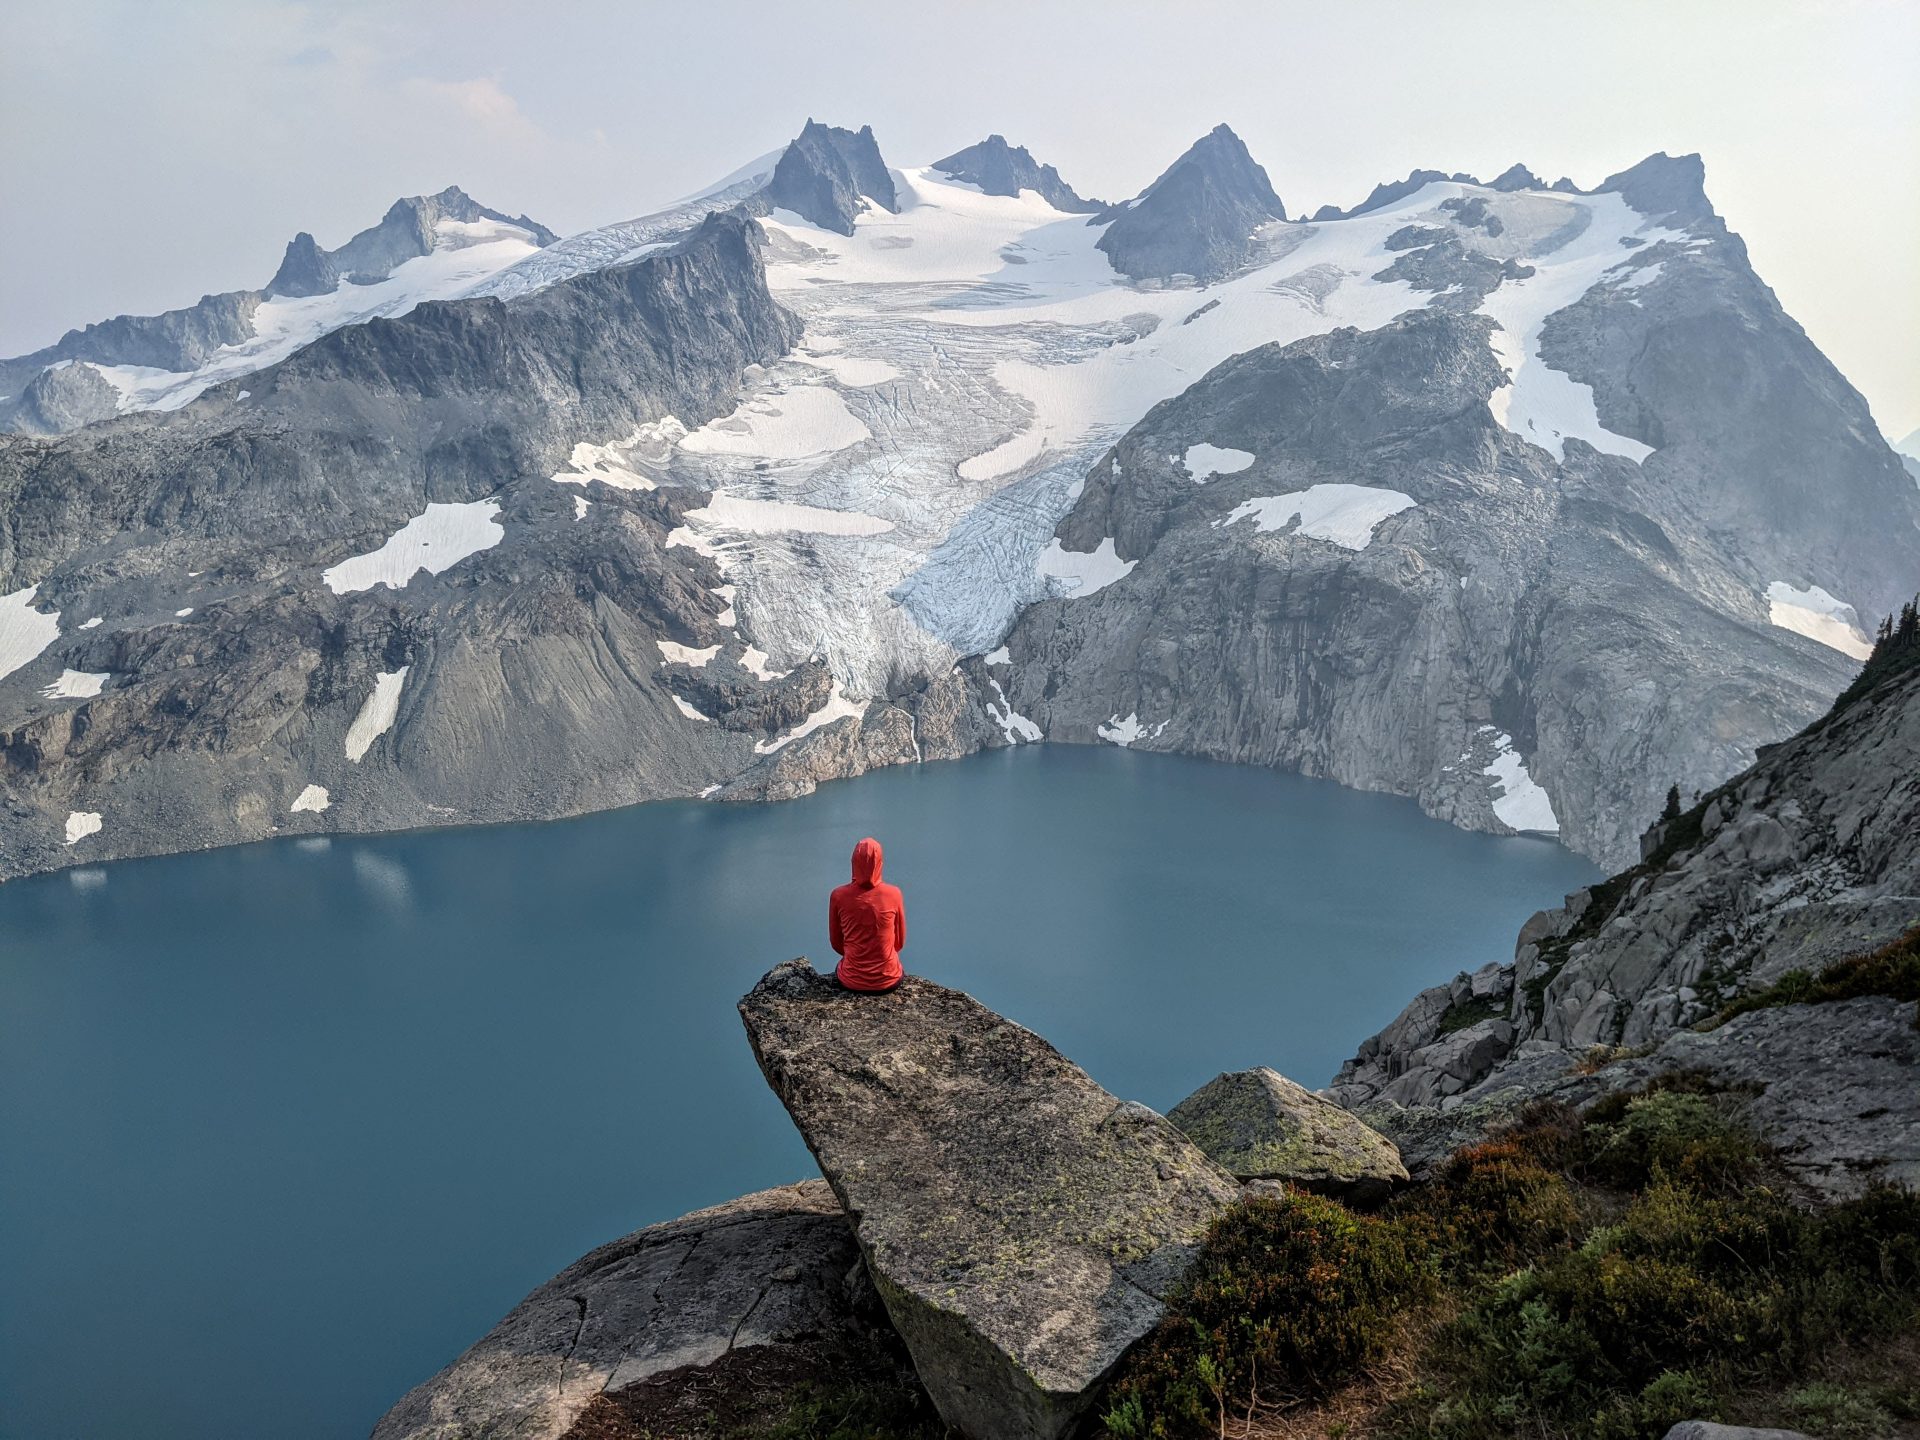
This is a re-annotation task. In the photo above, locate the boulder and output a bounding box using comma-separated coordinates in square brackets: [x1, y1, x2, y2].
[1167, 1066, 1408, 1204]
[1663, 1425, 1812, 1440]
[738, 959, 1241, 1440]
[371, 1181, 882, 1440]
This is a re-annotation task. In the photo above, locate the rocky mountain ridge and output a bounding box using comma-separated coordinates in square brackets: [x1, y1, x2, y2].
[3, 119, 1916, 883]
[0, 186, 557, 435]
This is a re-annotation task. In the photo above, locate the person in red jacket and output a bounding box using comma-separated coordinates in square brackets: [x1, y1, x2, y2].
[828, 836, 906, 992]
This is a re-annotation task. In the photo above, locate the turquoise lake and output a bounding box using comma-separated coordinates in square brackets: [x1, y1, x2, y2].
[0, 746, 1599, 1439]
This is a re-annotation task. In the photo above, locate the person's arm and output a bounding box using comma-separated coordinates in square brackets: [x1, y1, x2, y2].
[894, 896, 906, 953]
[829, 893, 845, 956]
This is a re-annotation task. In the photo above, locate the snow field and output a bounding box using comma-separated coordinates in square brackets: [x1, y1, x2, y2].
[1216, 485, 1416, 550]
[323, 501, 504, 594]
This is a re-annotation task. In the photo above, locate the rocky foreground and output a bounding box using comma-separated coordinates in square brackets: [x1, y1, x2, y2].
[373, 607, 1919, 1440]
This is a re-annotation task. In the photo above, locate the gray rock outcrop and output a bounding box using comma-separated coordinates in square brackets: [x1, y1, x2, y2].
[738, 959, 1240, 1440]
[370, 1181, 886, 1440]
[1097, 124, 1287, 283]
[931, 135, 1100, 211]
[1167, 1066, 1407, 1203]
[1663, 1423, 1813, 1440]
[1334, 651, 1920, 1115]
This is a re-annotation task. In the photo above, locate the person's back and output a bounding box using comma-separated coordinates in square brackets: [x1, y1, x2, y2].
[828, 836, 906, 992]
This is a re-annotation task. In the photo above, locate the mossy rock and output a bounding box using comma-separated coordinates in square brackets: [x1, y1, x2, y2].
[1168, 1066, 1409, 1205]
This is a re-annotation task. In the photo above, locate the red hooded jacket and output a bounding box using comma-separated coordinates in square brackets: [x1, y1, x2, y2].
[828, 837, 906, 991]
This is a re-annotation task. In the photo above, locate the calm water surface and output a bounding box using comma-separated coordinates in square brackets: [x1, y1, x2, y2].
[0, 747, 1597, 1440]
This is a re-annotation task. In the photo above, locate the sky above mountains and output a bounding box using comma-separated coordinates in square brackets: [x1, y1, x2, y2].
[3, 0, 1915, 437]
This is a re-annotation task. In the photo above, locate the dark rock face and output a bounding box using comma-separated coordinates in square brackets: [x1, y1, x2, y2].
[1168, 1066, 1407, 1203]
[738, 959, 1240, 1440]
[931, 134, 1100, 211]
[991, 305, 1862, 869]
[1488, 163, 1545, 192]
[760, 120, 898, 235]
[265, 231, 340, 298]
[1096, 124, 1287, 283]
[1594, 151, 1715, 224]
[0, 212, 802, 884]
[370, 1181, 885, 1440]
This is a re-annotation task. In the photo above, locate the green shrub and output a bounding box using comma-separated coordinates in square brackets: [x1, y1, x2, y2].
[1583, 1090, 1763, 1195]
[1786, 1381, 1896, 1440]
[1713, 930, 1920, 1028]
[753, 1376, 944, 1440]
[1392, 1115, 1583, 1276]
[1102, 1192, 1430, 1437]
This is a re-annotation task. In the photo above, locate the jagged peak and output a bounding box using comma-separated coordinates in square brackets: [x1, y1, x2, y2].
[762, 118, 898, 235]
[264, 230, 339, 298]
[1121, 124, 1290, 219]
[930, 133, 1100, 212]
[1488, 163, 1545, 192]
[1597, 151, 1716, 224]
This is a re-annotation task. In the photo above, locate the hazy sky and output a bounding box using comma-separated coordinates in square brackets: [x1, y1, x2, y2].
[4, 0, 1915, 438]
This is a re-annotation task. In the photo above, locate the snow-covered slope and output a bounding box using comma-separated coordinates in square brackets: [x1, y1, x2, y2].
[574, 162, 1702, 701]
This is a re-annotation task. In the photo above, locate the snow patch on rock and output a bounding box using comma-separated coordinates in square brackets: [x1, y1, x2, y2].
[324, 501, 504, 594]
[345, 668, 409, 762]
[64, 811, 103, 845]
[0, 585, 62, 681]
[658, 641, 720, 668]
[756, 686, 868, 754]
[41, 669, 109, 699]
[1765, 582, 1873, 660]
[290, 784, 331, 814]
[1481, 727, 1559, 833]
[1180, 443, 1255, 481]
[1036, 537, 1134, 597]
[1217, 485, 1416, 550]
[1098, 713, 1166, 747]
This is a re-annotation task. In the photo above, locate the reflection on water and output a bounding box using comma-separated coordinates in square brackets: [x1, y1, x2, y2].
[0, 746, 1598, 1440]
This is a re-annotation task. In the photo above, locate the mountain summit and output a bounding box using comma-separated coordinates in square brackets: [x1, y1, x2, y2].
[931, 134, 1100, 212]
[1096, 124, 1287, 283]
[760, 120, 898, 235]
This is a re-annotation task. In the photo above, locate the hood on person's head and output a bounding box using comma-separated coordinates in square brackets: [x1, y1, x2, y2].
[851, 836, 883, 888]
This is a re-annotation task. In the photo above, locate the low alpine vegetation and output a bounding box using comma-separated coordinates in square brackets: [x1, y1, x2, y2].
[1098, 1093, 1920, 1440]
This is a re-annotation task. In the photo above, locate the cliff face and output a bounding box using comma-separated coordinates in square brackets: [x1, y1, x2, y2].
[0, 214, 803, 883]
[1331, 640, 1920, 1178]
[988, 307, 1875, 868]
